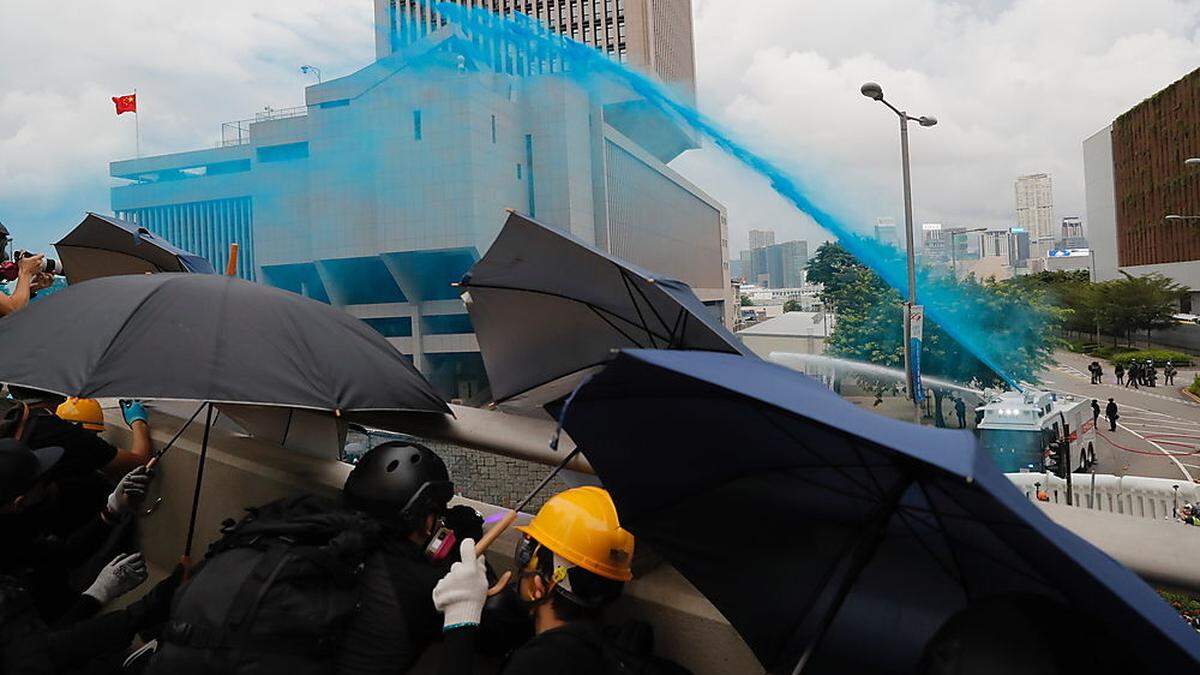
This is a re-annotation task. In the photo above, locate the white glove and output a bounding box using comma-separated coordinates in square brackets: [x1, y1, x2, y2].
[107, 465, 152, 515]
[432, 538, 489, 631]
[84, 552, 148, 604]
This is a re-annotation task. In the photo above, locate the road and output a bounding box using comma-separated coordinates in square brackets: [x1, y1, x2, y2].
[1041, 350, 1200, 483]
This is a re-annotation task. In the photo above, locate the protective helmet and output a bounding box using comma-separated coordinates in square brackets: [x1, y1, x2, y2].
[517, 486, 634, 582]
[56, 397, 105, 431]
[343, 441, 452, 529]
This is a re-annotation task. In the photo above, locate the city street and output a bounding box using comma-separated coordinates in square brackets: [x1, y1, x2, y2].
[1042, 350, 1200, 482]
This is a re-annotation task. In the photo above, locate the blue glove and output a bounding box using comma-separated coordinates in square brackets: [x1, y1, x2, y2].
[120, 399, 148, 427]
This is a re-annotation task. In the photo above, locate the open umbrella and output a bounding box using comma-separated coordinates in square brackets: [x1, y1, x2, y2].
[54, 212, 216, 285]
[459, 211, 752, 409]
[561, 350, 1200, 674]
[0, 273, 448, 562]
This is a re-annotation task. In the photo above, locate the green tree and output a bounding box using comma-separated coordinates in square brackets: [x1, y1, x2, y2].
[1097, 272, 1186, 345]
[783, 299, 802, 312]
[806, 242, 890, 315]
[739, 294, 753, 306]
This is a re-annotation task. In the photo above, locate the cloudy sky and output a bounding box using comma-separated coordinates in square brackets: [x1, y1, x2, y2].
[1, 0, 1198, 254]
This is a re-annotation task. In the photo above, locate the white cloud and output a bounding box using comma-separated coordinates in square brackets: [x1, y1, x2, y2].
[0, 0, 373, 251]
[1, 0, 1197, 259]
[676, 0, 1200, 252]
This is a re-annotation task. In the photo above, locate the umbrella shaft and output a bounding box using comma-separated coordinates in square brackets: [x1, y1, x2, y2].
[183, 404, 214, 559]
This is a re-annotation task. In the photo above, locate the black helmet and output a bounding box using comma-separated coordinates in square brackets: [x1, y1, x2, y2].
[343, 441, 452, 528]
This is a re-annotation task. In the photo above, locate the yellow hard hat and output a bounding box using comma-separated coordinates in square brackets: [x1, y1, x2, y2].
[56, 397, 105, 431]
[516, 486, 634, 582]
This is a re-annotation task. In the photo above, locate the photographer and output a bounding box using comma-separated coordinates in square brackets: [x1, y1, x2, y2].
[0, 223, 52, 318]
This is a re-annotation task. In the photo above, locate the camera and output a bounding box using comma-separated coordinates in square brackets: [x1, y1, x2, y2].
[0, 251, 65, 282]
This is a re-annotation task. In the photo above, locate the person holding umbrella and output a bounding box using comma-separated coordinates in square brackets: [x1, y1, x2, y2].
[430, 486, 681, 675]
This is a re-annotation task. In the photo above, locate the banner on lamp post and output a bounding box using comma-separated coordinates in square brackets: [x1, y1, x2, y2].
[910, 304, 925, 403]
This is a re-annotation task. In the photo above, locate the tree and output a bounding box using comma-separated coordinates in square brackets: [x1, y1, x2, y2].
[1098, 272, 1186, 345]
[783, 299, 802, 312]
[806, 242, 890, 315]
[739, 294, 753, 306]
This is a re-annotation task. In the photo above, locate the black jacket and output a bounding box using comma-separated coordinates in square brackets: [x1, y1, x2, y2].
[441, 621, 608, 675]
[1106, 402, 1119, 418]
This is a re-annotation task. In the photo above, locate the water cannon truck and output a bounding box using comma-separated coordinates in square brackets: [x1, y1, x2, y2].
[976, 389, 1096, 474]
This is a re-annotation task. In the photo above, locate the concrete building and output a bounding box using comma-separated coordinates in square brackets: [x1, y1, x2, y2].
[375, 0, 698, 101]
[740, 239, 806, 289]
[874, 217, 898, 249]
[110, 7, 728, 399]
[748, 228, 776, 250]
[1045, 248, 1093, 273]
[921, 223, 947, 263]
[1015, 173, 1055, 258]
[1084, 67, 1200, 307]
[737, 311, 833, 358]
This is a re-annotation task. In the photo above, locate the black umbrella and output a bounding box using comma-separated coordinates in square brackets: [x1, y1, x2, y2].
[0, 273, 448, 562]
[54, 212, 216, 285]
[562, 350, 1200, 674]
[459, 211, 753, 408]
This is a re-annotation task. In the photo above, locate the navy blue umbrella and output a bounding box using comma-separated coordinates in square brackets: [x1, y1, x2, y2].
[562, 350, 1200, 674]
[55, 212, 216, 285]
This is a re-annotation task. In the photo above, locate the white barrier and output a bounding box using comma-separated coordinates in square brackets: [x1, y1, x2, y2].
[1007, 472, 1200, 520]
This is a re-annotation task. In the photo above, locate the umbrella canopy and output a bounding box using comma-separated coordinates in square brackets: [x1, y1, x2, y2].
[54, 212, 216, 284]
[562, 350, 1200, 674]
[459, 211, 753, 408]
[0, 273, 447, 415]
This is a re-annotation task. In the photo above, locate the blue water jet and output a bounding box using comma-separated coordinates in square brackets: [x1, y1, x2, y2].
[434, 3, 1044, 389]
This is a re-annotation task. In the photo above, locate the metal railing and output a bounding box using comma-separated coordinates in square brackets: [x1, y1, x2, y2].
[219, 106, 309, 147]
[1008, 472, 1200, 520]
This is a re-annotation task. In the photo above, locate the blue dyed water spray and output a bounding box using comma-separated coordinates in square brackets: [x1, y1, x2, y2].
[433, 3, 1039, 389]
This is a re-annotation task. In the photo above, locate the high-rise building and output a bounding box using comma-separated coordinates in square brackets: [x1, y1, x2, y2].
[1011, 228, 1032, 264]
[1085, 66, 1200, 307]
[921, 223, 947, 262]
[979, 230, 1015, 266]
[375, 0, 697, 99]
[748, 228, 776, 251]
[110, 4, 727, 399]
[1015, 173, 1055, 258]
[740, 239, 806, 288]
[874, 217, 898, 248]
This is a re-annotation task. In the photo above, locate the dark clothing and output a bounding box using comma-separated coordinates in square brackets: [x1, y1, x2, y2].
[1091, 402, 1101, 427]
[442, 622, 608, 675]
[953, 400, 967, 429]
[336, 538, 448, 674]
[0, 509, 121, 624]
[0, 573, 139, 674]
[4, 407, 118, 476]
[1105, 401, 1119, 432]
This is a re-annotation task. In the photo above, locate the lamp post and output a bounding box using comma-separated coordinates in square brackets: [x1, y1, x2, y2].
[300, 65, 322, 84]
[861, 82, 937, 418]
[949, 227, 988, 279]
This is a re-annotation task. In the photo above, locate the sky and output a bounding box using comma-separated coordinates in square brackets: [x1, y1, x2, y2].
[1, 0, 1198, 255]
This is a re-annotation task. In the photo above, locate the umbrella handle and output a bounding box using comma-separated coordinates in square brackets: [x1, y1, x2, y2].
[475, 510, 518, 555]
[225, 243, 239, 276]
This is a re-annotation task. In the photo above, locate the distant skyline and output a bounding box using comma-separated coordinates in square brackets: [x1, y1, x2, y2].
[2, 0, 1199, 258]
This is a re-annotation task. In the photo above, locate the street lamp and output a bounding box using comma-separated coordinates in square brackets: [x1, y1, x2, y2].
[299, 65, 322, 84]
[950, 227, 988, 279]
[861, 81, 937, 417]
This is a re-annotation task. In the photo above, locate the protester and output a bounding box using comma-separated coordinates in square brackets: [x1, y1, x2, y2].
[953, 397, 967, 429]
[1177, 503, 1200, 526]
[1105, 398, 1119, 432]
[1114, 362, 1125, 386]
[0, 225, 48, 317]
[433, 486, 688, 675]
[145, 441, 509, 674]
[0, 437, 153, 624]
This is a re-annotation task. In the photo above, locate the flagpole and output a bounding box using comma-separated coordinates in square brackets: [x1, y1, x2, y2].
[134, 88, 141, 158]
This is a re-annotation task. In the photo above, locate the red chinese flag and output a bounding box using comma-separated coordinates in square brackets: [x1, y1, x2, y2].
[112, 93, 137, 115]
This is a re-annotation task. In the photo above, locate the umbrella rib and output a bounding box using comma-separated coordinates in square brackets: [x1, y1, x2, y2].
[621, 266, 675, 337]
[918, 482, 1055, 591]
[756, 405, 879, 497]
[461, 281, 675, 344]
[619, 269, 659, 348]
[891, 507, 967, 590]
[668, 307, 686, 347]
[914, 481, 972, 597]
[586, 304, 648, 348]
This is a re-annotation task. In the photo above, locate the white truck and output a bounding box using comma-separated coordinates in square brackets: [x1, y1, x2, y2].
[976, 389, 1096, 474]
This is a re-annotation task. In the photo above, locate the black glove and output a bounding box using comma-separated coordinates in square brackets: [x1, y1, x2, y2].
[125, 564, 184, 634]
[444, 505, 483, 543]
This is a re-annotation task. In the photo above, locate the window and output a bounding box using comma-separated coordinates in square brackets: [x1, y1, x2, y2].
[413, 110, 423, 140]
[256, 142, 309, 163]
[491, 114, 497, 143]
[516, 163, 522, 179]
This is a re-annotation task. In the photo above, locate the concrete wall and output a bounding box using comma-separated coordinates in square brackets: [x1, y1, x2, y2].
[1084, 125, 1120, 282]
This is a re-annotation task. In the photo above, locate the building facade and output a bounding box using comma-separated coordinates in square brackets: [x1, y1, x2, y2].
[1015, 173, 1055, 258]
[874, 217, 898, 249]
[110, 11, 728, 400]
[739, 239, 806, 289]
[748, 228, 776, 250]
[374, 0, 697, 100]
[1084, 67, 1200, 306]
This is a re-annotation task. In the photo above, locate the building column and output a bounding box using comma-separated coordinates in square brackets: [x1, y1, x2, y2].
[380, 255, 428, 375]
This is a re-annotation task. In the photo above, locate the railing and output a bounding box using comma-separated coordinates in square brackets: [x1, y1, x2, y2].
[1008, 472, 1200, 520]
[219, 105, 309, 147]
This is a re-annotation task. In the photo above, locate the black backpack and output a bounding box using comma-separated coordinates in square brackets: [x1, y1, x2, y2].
[146, 494, 380, 675]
